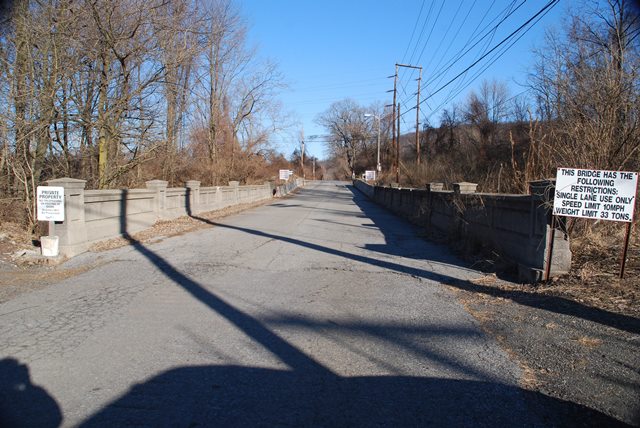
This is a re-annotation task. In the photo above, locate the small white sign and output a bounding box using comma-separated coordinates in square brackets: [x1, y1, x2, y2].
[365, 170, 376, 181]
[37, 186, 65, 221]
[554, 168, 638, 222]
[279, 169, 291, 180]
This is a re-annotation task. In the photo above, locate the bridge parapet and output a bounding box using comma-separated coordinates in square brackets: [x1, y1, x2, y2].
[353, 179, 570, 283]
[42, 179, 301, 258]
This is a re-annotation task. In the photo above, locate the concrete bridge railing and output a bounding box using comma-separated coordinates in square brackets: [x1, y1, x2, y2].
[45, 178, 303, 258]
[354, 179, 571, 283]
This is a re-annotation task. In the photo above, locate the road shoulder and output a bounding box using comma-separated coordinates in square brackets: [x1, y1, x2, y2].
[447, 276, 640, 427]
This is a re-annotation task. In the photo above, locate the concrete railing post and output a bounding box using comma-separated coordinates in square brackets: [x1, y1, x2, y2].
[146, 180, 168, 220]
[185, 180, 201, 215]
[427, 182, 444, 192]
[215, 186, 222, 206]
[524, 178, 571, 282]
[453, 182, 478, 194]
[229, 181, 239, 204]
[46, 178, 88, 257]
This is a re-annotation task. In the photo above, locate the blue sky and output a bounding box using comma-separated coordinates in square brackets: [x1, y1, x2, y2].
[240, 0, 568, 160]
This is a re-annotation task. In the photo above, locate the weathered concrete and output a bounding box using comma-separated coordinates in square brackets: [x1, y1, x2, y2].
[43, 178, 303, 257]
[46, 178, 89, 258]
[353, 179, 571, 282]
[0, 181, 601, 426]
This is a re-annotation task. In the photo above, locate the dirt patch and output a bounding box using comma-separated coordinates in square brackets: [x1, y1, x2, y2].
[0, 221, 38, 270]
[0, 260, 110, 303]
[458, 222, 640, 319]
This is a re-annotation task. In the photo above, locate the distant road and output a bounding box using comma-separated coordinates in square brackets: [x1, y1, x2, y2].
[1, 181, 568, 426]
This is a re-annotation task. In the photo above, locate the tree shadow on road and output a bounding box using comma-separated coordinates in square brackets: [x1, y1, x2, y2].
[77, 188, 631, 426]
[346, 185, 640, 336]
[82, 363, 626, 427]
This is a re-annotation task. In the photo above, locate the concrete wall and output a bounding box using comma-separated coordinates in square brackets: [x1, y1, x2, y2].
[354, 179, 571, 283]
[46, 178, 303, 258]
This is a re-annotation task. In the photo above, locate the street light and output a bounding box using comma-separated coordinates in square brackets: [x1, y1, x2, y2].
[364, 113, 381, 173]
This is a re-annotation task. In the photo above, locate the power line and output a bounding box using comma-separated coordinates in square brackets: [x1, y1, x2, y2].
[446, 0, 520, 96]
[411, 0, 447, 74]
[404, 1, 436, 73]
[423, 0, 470, 75]
[399, 0, 446, 95]
[400, 0, 426, 65]
[426, 1, 557, 120]
[422, 0, 559, 109]
[426, 0, 525, 88]
[396, 0, 557, 123]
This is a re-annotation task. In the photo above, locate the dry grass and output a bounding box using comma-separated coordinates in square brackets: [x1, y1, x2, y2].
[89, 199, 273, 252]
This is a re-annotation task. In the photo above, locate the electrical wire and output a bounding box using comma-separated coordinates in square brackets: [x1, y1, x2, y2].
[427, 3, 556, 120]
[400, 0, 426, 65]
[420, 0, 559, 111]
[440, 0, 521, 99]
[426, 0, 524, 88]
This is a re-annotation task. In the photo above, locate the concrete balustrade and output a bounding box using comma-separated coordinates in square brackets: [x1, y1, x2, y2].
[353, 179, 571, 283]
[44, 178, 303, 258]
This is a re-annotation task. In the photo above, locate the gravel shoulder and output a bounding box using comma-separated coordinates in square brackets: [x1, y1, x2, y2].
[447, 274, 640, 427]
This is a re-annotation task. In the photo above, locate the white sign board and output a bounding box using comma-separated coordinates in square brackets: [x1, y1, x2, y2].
[554, 168, 638, 222]
[37, 186, 65, 221]
[279, 169, 290, 180]
[365, 170, 376, 181]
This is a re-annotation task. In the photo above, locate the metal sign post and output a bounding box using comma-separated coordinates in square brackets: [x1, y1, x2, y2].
[620, 219, 634, 279]
[545, 214, 557, 281]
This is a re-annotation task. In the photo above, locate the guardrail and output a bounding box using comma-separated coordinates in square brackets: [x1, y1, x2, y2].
[44, 177, 303, 258]
[354, 179, 570, 283]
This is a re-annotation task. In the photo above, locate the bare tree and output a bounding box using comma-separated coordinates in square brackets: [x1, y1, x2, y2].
[0, 0, 291, 231]
[530, 0, 640, 171]
[153, 0, 202, 184]
[192, 0, 286, 185]
[463, 79, 510, 156]
[316, 99, 372, 179]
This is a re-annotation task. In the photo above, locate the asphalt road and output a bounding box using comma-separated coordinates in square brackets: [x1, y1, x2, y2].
[0, 181, 609, 427]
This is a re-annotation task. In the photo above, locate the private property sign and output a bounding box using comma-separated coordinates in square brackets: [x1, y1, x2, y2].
[37, 186, 65, 221]
[279, 169, 291, 180]
[553, 168, 638, 222]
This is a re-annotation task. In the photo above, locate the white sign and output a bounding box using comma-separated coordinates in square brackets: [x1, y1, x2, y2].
[554, 168, 638, 222]
[279, 169, 290, 180]
[37, 186, 65, 221]
[365, 170, 376, 181]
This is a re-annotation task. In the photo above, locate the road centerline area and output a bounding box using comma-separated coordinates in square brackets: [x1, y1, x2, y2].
[1, 181, 598, 426]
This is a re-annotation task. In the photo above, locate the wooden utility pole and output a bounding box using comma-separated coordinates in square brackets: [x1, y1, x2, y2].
[301, 138, 305, 180]
[396, 102, 401, 183]
[391, 65, 398, 180]
[394, 63, 422, 168]
[300, 127, 305, 181]
[416, 67, 422, 165]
